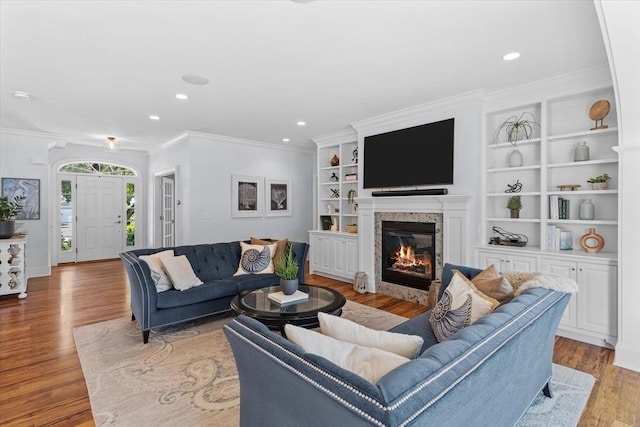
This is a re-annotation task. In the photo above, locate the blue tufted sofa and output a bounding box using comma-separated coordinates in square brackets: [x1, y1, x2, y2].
[224, 263, 570, 426]
[120, 241, 308, 343]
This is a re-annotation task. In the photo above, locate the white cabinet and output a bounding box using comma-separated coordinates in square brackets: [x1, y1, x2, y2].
[541, 257, 617, 347]
[309, 231, 358, 282]
[0, 236, 28, 299]
[477, 249, 537, 274]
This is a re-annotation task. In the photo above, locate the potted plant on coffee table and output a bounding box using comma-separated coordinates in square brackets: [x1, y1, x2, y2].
[507, 195, 522, 219]
[274, 243, 299, 295]
[0, 195, 24, 239]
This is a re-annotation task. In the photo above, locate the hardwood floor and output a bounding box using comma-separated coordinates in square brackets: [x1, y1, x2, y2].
[0, 260, 638, 426]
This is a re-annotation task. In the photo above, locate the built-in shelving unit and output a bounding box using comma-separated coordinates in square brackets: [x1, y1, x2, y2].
[310, 129, 360, 281]
[479, 84, 619, 348]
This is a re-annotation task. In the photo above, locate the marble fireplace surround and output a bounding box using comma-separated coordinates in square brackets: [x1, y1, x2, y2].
[357, 195, 471, 303]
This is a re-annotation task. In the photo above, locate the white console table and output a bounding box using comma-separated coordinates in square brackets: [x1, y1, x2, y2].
[0, 236, 28, 299]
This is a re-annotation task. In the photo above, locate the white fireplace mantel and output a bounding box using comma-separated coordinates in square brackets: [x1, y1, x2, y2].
[357, 195, 471, 293]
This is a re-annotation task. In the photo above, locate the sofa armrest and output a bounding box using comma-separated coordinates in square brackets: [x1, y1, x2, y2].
[120, 251, 159, 329]
[289, 241, 309, 284]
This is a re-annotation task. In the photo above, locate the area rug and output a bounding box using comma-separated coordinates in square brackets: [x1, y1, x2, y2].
[73, 302, 594, 426]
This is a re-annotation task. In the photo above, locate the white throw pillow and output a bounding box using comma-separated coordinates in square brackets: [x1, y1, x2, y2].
[284, 324, 409, 383]
[139, 250, 174, 292]
[234, 242, 277, 276]
[160, 255, 203, 291]
[429, 270, 500, 342]
[318, 312, 424, 359]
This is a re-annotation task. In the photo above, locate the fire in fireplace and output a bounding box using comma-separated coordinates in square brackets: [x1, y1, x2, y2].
[382, 221, 436, 290]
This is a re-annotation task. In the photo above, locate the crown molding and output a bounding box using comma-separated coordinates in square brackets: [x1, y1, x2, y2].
[1, 127, 69, 143]
[484, 64, 613, 112]
[312, 127, 357, 147]
[158, 131, 315, 154]
[350, 89, 486, 136]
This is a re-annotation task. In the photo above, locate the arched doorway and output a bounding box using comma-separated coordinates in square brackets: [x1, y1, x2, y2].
[57, 162, 139, 263]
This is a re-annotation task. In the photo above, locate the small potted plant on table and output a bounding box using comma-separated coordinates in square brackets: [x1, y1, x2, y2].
[0, 195, 24, 239]
[274, 243, 299, 295]
[587, 173, 611, 190]
[507, 195, 522, 219]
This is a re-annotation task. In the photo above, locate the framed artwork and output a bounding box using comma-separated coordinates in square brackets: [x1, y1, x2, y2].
[265, 178, 292, 217]
[232, 175, 264, 218]
[1, 178, 40, 220]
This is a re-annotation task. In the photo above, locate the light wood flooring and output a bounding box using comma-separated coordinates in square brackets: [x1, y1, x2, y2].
[0, 259, 638, 426]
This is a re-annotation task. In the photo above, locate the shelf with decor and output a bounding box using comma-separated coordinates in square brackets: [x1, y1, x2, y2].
[480, 83, 619, 348]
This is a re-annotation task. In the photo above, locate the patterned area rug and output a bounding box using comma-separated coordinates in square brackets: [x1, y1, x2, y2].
[73, 301, 594, 426]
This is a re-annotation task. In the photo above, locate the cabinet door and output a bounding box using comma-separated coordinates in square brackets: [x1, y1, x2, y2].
[477, 251, 505, 273]
[334, 238, 347, 276]
[541, 258, 578, 328]
[506, 254, 537, 272]
[577, 263, 617, 337]
[309, 234, 324, 273]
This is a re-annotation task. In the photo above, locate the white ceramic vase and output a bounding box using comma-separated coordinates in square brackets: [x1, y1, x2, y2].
[509, 149, 523, 167]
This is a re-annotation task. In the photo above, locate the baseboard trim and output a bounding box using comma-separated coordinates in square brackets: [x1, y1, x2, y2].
[614, 345, 640, 373]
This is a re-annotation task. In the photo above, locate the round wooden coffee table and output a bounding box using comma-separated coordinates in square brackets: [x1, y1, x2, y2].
[230, 284, 346, 332]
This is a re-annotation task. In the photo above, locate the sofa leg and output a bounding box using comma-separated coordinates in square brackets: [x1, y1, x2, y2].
[143, 330, 150, 344]
[542, 382, 553, 398]
[131, 312, 136, 321]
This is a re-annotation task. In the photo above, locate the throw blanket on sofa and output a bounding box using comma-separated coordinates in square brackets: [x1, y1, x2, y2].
[506, 272, 579, 296]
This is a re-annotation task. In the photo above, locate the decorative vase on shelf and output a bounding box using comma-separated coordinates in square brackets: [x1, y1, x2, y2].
[330, 154, 340, 167]
[579, 199, 595, 220]
[509, 149, 523, 167]
[574, 141, 590, 162]
[579, 228, 605, 253]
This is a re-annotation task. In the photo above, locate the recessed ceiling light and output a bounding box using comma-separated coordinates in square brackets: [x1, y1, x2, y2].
[149, 115, 160, 120]
[13, 90, 30, 100]
[296, 121, 306, 126]
[282, 138, 290, 142]
[176, 93, 189, 100]
[182, 74, 209, 85]
[503, 52, 520, 61]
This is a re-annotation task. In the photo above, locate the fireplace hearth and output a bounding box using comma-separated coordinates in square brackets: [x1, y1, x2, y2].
[382, 221, 435, 290]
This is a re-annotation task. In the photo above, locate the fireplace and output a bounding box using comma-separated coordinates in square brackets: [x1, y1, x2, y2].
[381, 221, 435, 290]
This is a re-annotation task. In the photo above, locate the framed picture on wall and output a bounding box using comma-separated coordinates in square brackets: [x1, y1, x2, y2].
[232, 175, 264, 218]
[1, 177, 40, 220]
[265, 178, 292, 217]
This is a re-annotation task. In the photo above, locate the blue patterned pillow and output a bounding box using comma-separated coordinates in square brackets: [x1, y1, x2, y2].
[234, 242, 277, 275]
[429, 270, 500, 342]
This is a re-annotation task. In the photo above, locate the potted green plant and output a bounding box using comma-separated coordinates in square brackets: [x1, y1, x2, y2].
[0, 195, 24, 239]
[506, 195, 522, 219]
[494, 112, 540, 167]
[274, 243, 299, 295]
[587, 173, 611, 190]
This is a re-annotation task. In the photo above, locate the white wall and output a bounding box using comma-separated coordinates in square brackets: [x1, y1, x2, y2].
[148, 132, 315, 246]
[596, 0, 640, 372]
[0, 130, 52, 277]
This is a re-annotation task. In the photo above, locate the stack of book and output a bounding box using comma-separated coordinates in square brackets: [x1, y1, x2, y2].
[549, 195, 570, 220]
[268, 290, 309, 305]
[547, 226, 573, 250]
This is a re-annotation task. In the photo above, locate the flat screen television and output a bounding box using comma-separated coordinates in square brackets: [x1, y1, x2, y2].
[363, 118, 455, 189]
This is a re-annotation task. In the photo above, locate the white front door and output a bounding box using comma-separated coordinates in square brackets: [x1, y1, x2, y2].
[76, 175, 123, 261]
[162, 176, 175, 247]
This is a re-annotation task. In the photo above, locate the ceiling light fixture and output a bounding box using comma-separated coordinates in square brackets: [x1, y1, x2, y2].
[176, 93, 189, 100]
[503, 52, 521, 61]
[182, 74, 209, 85]
[296, 121, 306, 126]
[104, 136, 119, 153]
[282, 138, 290, 142]
[149, 115, 160, 120]
[13, 91, 30, 100]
